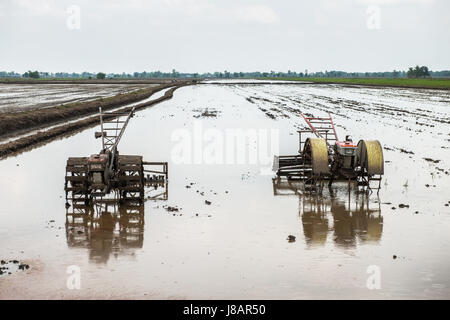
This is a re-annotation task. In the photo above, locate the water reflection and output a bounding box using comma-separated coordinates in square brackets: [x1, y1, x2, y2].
[65, 201, 144, 263]
[273, 178, 383, 248]
[64, 177, 168, 263]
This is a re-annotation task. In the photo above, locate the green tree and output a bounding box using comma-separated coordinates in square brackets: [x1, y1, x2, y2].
[419, 66, 430, 78]
[407, 65, 430, 78]
[96, 72, 106, 79]
[23, 70, 40, 78]
[407, 67, 414, 78]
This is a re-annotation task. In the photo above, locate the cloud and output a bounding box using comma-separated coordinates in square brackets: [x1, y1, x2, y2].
[235, 4, 280, 24]
[160, 1, 280, 24]
[5, 0, 281, 26]
[10, 0, 64, 16]
[356, 0, 433, 4]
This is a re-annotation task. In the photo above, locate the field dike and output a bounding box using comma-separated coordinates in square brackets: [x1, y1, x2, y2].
[0, 81, 193, 138]
[0, 83, 190, 159]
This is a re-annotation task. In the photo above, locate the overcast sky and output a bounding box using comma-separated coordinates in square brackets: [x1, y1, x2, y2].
[0, 0, 449, 73]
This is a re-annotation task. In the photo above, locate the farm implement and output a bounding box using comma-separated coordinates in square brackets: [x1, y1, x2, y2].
[273, 112, 384, 194]
[65, 107, 168, 206]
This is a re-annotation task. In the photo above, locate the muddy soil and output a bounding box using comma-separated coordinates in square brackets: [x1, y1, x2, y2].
[0, 83, 158, 113]
[0, 79, 177, 85]
[0, 82, 449, 299]
[0, 85, 186, 159]
[0, 81, 192, 138]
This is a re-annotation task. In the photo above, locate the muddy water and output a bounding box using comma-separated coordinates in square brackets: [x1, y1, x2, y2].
[0, 83, 154, 113]
[0, 87, 174, 144]
[0, 83, 450, 299]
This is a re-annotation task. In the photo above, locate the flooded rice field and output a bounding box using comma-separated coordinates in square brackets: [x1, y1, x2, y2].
[0, 83, 154, 113]
[0, 82, 449, 299]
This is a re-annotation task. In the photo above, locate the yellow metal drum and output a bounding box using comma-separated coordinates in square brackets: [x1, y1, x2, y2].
[357, 140, 384, 175]
[303, 138, 329, 175]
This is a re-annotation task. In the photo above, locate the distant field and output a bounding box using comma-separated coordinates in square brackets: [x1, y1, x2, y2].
[0, 83, 155, 113]
[0, 78, 173, 85]
[261, 77, 450, 90]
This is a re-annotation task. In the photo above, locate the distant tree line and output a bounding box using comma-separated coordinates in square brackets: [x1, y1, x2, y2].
[0, 71, 22, 78]
[22, 70, 40, 78]
[1, 66, 449, 79]
[406, 65, 430, 78]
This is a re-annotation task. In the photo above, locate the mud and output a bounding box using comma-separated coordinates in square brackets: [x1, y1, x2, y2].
[0, 260, 29, 277]
[0, 81, 192, 138]
[0, 79, 174, 85]
[0, 84, 188, 159]
[193, 108, 220, 118]
[0, 83, 157, 113]
[203, 79, 450, 90]
[0, 81, 449, 299]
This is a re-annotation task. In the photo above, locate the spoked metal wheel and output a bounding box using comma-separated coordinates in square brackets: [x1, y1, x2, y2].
[118, 155, 145, 204]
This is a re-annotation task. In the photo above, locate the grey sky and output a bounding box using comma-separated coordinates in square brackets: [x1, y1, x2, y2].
[1, 0, 449, 73]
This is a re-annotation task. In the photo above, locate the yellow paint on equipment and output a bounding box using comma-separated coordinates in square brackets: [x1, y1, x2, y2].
[304, 138, 329, 175]
[357, 140, 384, 175]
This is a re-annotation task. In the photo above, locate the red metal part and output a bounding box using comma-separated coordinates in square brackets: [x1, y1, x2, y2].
[88, 154, 107, 163]
[336, 141, 356, 148]
[328, 113, 338, 141]
[299, 112, 339, 146]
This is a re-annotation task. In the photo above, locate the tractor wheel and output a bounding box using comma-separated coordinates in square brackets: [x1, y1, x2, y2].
[303, 138, 329, 176]
[118, 155, 145, 204]
[65, 157, 89, 205]
[301, 138, 329, 192]
[356, 140, 384, 175]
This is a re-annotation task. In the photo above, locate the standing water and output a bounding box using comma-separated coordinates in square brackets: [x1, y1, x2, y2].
[0, 82, 449, 299]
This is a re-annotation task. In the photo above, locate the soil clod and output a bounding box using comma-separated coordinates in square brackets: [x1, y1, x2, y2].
[18, 264, 29, 270]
